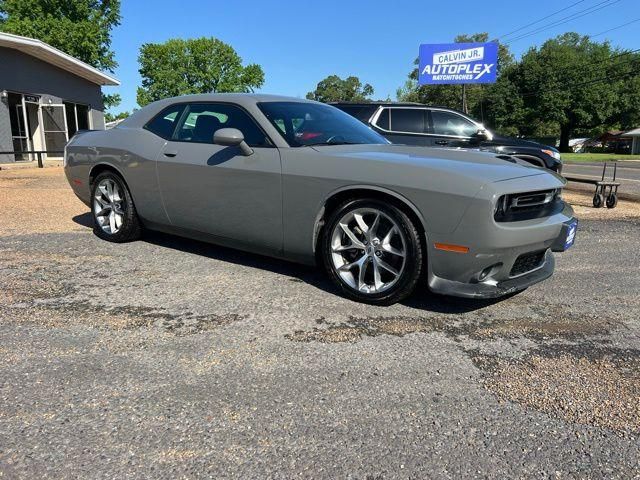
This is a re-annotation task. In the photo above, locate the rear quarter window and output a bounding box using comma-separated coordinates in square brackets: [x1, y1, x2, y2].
[374, 108, 390, 130]
[144, 104, 185, 139]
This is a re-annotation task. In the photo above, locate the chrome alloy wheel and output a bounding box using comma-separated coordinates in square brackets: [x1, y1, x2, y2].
[93, 178, 125, 234]
[330, 208, 407, 294]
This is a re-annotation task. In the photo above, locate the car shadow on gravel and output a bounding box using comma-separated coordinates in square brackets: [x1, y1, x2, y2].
[72, 212, 93, 228]
[72, 212, 502, 314]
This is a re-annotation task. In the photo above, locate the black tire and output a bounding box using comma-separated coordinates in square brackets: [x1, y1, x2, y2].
[606, 194, 618, 209]
[90, 171, 142, 242]
[321, 199, 423, 305]
[593, 193, 604, 208]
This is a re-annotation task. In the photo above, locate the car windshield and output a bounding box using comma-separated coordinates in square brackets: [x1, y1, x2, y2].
[257, 101, 389, 147]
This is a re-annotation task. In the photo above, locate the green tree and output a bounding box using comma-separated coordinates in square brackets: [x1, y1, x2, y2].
[513, 33, 640, 151]
[0, 0, 121, 108]
[306, 75, 374, 102]
[397, 33, 513, 115]
[0, 0, 120, 71]
[104, 110, 130, 123]
[136, 37, 265, 107]
[478, 66, 526, 137]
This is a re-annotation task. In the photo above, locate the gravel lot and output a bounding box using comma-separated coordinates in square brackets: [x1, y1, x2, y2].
[1, 167, 639, 479]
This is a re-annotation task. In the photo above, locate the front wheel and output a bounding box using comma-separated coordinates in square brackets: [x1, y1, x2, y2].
[321, 199, 424, 305]
[91, 171, 142, 242]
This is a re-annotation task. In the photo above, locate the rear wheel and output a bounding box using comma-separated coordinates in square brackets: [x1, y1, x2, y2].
[91, 171, 141, 242]
[606, 193, 618, 209]
[321, 199, 423, 305]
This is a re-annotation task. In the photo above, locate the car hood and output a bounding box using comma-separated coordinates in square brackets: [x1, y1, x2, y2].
[489, 134, 557, 151]
[310, 144, 558, 184]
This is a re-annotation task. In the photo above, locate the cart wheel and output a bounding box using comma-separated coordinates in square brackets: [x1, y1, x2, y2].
[593, 193, 604, 208]
[606, 194, 618, 209]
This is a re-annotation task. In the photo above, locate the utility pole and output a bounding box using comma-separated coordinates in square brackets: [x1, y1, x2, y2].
[461, 84, 468, 114]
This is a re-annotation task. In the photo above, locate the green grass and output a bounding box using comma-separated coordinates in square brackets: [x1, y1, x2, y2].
[562, 153, 640, 162]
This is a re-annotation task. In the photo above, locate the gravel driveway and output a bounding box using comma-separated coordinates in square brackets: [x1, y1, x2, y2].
[1, 168, 639, 479]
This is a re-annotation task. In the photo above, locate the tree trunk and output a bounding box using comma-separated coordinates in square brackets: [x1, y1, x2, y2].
[559, 125, 572, 153]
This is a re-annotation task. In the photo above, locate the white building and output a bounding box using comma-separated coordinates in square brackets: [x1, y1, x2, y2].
[625, 128, 640, 155]
[0, 32, 119, 163]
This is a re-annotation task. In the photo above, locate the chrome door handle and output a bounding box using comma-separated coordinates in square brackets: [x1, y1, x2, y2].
[434, 140, 448, 146]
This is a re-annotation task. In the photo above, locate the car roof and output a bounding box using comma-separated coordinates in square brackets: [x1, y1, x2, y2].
[331, 102, 477, 119]
[330, 101, 422, 107]
[152, 93, 315, 108]
[120, 93, 321, 129]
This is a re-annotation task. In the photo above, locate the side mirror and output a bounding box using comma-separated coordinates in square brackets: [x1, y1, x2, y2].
[472, 129, 489, 141]
[213, 128, 253, 156]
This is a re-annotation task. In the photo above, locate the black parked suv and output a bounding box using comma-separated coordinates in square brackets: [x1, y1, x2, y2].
[332, 102, 562, 173]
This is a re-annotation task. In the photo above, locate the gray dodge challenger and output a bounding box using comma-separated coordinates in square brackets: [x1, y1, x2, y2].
[64, 94, 577, 305]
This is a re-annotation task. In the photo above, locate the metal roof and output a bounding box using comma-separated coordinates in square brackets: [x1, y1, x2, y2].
[0, 32, 120, 86]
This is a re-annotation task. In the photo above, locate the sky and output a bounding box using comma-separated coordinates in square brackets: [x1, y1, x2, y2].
[105, 0, 639, 113]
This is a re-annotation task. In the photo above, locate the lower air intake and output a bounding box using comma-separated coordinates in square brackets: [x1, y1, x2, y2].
[510, 250, 547, 277]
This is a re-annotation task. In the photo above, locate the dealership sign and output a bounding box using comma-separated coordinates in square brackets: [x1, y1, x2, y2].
[418, 42, 498, 85]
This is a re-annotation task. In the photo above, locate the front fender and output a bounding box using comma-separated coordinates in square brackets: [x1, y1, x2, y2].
[311, 184, 430, 253]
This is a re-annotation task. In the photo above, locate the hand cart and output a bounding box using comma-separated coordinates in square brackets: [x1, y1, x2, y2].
[564, 161, 620, 209]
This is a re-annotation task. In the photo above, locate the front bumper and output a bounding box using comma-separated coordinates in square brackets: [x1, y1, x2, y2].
[426, 202, 576, 299]
[428, 250, 555, 299]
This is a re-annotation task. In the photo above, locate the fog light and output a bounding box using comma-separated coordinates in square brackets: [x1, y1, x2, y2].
[476, 263, 503, 283]
[478, 266, 492, 281]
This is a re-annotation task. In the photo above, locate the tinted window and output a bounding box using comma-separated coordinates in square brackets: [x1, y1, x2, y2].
[391, 109, 427, 134]
[145, 104, 184, 139]
[76, 104, 90, 131]
[258, 102, 388, 147]
[431, 110, 478, 137]
[174, 103, 269, 147]
[334, 105, 377, 123]
[374, 108, 390, 130]
[64, 102, 77, 137]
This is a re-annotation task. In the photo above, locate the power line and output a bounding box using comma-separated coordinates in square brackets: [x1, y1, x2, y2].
[504, 0, 621, 44]
[503, 0, 623, 45]
[547, 48, 640, 77]
[520, 66, 640, 97]
[589, 17, 640, 38]
[518, 53, 640, 97]
[497, 0, 589, 40]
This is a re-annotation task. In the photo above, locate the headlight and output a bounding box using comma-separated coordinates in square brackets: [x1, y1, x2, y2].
[541, 149, 561, 161]
[555, 188, 562, 201]
[494, 195, 508, 218]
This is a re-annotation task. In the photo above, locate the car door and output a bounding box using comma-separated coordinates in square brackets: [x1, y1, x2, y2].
[156, 102, 283, 252]
[428, 109, 479, 148]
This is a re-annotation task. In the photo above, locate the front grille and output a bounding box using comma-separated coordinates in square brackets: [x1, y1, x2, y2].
[510, 250, 547, 277]
[494, 189, 563, 222]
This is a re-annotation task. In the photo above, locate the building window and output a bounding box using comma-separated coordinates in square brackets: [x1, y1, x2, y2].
[64, 102, 91, 137]
[64, 102, 77, 137]
[77, 104, 90, 130]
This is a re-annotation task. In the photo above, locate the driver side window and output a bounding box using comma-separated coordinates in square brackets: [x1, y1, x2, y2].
[174, 103, 270, 147]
